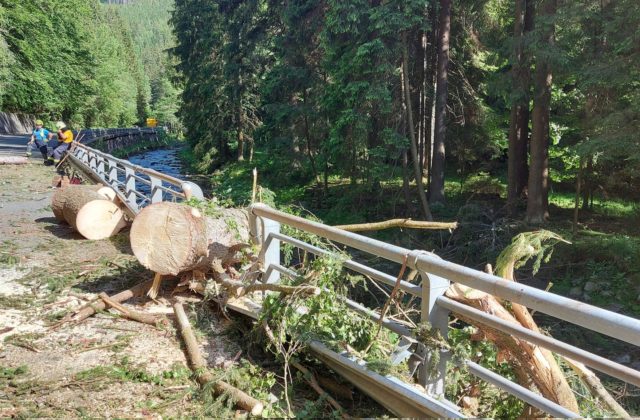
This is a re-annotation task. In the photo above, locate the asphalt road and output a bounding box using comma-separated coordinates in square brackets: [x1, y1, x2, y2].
[0, 133, 38, 158]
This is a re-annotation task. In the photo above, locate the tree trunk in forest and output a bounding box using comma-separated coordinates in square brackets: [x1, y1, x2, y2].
[237, 95, 245, 161]
[507, 0, 534, 214]
[402, 149, 413, 215]
[402, 40, 434, 221]
[526, 0, 556, 224]
[130, 202, 250, 275]
[429, 0, 451, 204]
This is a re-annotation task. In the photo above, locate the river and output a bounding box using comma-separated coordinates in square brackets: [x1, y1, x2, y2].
[127, 147, 184, 179]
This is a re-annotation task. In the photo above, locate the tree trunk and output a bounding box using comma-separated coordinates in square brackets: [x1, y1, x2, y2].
[52, 185, 117, 222]
[52, 184, 125, 240]
[507, 0, 534, 214]
[60, 189, 127, 240]
[402, 41, 434, 221]
[130, 202, 250, 275]
[526, 0, 556, 224]
[428, 0, 451, 204]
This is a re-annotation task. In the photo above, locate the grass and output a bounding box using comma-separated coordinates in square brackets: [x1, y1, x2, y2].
[0, 365, 28, 380]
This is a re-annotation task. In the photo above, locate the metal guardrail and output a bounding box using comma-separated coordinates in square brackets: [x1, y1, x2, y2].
[65, 135, 640, 417]
[67, 140, 203, 215]
[246, 203, 640, 418]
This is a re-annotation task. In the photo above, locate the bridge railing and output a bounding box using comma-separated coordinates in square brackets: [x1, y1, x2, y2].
[67, 141, 203, 215]
[248, 203, 640, 418]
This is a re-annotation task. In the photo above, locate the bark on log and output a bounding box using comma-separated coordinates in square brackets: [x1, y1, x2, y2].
[497, 263, 579, 413]
[562, 357, 629, 417]
[173, 301, 264, 415]
[130, 202, 250, 276]
[335, 219, 458, 232]
[0, 156, 28, 165]
[51, 185, 118, 222]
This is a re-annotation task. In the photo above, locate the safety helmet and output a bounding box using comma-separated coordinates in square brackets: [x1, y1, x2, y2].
[55, 121, 66, 130]
[35, 119, 43, 126]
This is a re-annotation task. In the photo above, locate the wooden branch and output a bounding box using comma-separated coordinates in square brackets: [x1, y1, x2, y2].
[365, 255, 408, 354]
[562, 357, 629, 418]
[291, 361, 350, 419]
[172, 301, 264, 416]
[98, 292, 162, 326]
[335, 219, 457, 232]
[54, 280, 154, 327]
[497, 264, 579, 413]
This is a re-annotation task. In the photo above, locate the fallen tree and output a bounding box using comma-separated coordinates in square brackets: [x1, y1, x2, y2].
[130, 202, 250, 276]
[51, 184, 127, 240]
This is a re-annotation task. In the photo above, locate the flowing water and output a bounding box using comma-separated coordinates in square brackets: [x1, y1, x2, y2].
[127, 148, 184, 179]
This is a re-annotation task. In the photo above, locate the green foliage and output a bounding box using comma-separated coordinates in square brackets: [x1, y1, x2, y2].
[109, 0, 181, 127]
[76, 358, 192, 386]
[495, 230, 569, 277]
[0, 0, 145, 126]
[0, 365, 28, 380]
[261, 256, 378, 353]
[446, 326, 525, 418]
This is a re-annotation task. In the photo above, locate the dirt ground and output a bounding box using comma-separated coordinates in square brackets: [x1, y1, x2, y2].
[0, 162, 250, 418]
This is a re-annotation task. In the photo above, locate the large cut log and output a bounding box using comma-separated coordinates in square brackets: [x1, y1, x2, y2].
[54, 186, 127, 240]
[130, 202, 250, 275]
[51, 185, 118, 222]
[0, 156, 28, 165]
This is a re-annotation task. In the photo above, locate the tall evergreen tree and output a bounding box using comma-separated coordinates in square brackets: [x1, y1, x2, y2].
[429, 0, 452, 204]
[526, 0, 557, 223]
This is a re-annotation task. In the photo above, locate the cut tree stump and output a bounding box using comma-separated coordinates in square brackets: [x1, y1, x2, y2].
[52, 184, 126, 240]
[130, 202, 250, 276]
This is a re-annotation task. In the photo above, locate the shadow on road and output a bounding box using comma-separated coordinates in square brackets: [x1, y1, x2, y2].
[35, 216, 84, 240]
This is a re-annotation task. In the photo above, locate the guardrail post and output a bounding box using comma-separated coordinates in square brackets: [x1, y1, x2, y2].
[249, 205, 281, 284]
[97, 158, 106, 181]
[107, 159, 118, 187]
[124, 167, 138, 210]
[149, 176, 163, 204]
[413, 252, 450, 397]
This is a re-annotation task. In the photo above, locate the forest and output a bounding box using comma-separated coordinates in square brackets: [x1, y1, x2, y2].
[172, 0, 639, 227]
[0, 0, 177, 128]
[171, 2, 640, 412]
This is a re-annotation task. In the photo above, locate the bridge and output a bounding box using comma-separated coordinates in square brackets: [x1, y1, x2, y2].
[1, 130, 639, 417]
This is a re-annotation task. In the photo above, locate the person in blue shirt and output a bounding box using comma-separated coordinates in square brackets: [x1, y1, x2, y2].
[26, 120, 54, 163]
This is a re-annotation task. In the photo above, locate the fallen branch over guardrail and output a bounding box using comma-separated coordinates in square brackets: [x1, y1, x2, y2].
[335, 219, 458, 232]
